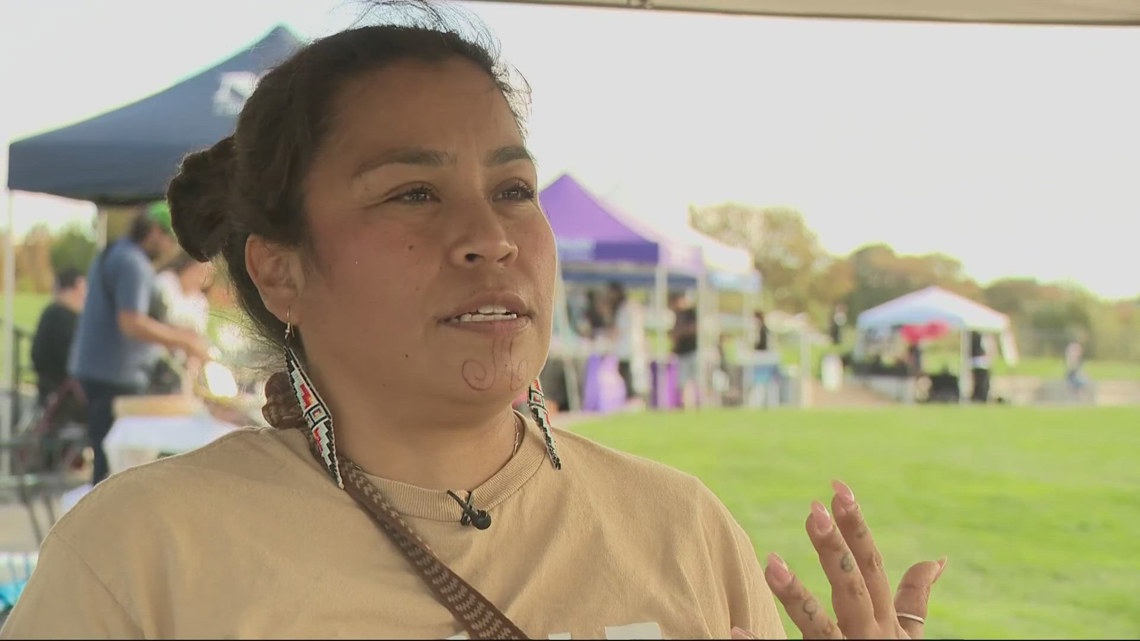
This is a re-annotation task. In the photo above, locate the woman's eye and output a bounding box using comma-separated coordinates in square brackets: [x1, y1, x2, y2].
[393, 186, 435, 203]
[498, 183, 536, 201]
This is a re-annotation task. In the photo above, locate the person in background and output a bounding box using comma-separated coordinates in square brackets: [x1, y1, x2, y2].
[155, 251, 216, 393]
[969, 331, 991, 403]
[829, 303, 847, 346]
[605, 280, 645, 405]
[583, 289, 610, 340]
[907, 340, 924, 377]
[712, 333, 734, 404]
[155, 251, 214, 338]
[669, 291, 699, 409]
[1064, 339, 1087, 395]
[754, 309, 770, 352]
[31, 268, 86, 407]
[68, 204, 211, 485]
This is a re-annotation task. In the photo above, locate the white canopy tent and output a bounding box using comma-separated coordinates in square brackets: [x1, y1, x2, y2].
[855, 286, 1018, 401]
[856, 286, 1011, 333]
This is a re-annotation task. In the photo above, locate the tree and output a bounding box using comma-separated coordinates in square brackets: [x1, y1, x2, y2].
[689, 203, 841, 318]
[983, 277, 1043, 318]
[50, 223, 97, 276]
[20, 224, 55, 293]
[844, 244, 914, 317]
[842, 244, 983, 318]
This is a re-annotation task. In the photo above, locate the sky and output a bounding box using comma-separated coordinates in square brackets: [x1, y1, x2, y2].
[1, 0, 1137, 299]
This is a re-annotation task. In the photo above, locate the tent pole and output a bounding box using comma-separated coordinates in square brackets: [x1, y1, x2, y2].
[696, 271, 711, 408]
[2, 190, 15, 476]
[959, 329, 969, 405]
[552, 267, 581, 412]
[654, 263, 668, 409]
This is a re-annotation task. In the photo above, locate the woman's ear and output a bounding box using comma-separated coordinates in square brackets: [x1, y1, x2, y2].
[246, 235, 306, 325]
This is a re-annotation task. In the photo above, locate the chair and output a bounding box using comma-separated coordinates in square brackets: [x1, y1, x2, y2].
[0, 379, 90, 544]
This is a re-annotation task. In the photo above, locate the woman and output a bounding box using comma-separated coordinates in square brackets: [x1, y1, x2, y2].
[155, 251, 213, 338]
[1, 5, 944, 638]
[154, 251, 215, 393]
[605, 280, 645, 403]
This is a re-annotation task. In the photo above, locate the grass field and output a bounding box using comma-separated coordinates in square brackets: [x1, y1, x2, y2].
[574, 406, 1140, 639]
[2, 293, 51, 335]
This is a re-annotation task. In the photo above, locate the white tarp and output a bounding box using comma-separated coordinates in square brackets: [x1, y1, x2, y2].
[856, 286, 1010, 333]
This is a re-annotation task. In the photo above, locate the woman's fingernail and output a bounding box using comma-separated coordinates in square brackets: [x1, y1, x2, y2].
[731, 626, 756, 639]
[810, 501, 833, 534]
[935, 556, 949, 582]
[831, 479, 856, 507]
[766, 552, 792, 586]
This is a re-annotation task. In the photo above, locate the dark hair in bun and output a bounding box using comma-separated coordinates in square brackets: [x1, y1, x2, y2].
[167, 136, 235, 262]
[165, 0, 529, 349]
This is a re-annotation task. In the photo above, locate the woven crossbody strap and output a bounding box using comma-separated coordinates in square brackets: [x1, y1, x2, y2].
[337, 457, 529, 639]
[262, 372, 528, 639]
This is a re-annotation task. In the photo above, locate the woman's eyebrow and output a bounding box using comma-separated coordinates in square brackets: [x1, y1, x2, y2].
[352, 145, 534, 178]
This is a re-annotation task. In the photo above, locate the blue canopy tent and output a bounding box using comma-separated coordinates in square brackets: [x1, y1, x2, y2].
[6, 25, 302, 204]
[1, 26, 303, 449]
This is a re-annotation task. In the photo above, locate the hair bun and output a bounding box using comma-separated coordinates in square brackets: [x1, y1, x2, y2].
[167, 136, 236, 261]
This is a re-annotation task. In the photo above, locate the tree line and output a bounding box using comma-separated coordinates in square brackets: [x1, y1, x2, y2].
[690, 204, 1140, 362]
[7, 214, 1139, 362]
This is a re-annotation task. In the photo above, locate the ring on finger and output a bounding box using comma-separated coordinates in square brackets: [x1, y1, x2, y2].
[896, 612, 925, 625]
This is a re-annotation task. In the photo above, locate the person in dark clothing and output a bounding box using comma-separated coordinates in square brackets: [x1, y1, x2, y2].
[969, 331, 991, 403]
[605, 281, 636, 400]
[754, 310, 770, 352]
[583, 290, 610, 339]
[829, 303, 847, 346]
[907, 341, 924, 377]
[669, 292, 699, 408]
[31, 268, 87, 406]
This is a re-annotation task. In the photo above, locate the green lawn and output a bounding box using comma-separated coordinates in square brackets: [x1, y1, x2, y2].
[3, 292, 51, 334]
[574, 406, 1140, 639]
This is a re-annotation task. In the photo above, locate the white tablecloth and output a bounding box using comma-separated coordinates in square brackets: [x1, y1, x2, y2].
[104, 413, 237, 475]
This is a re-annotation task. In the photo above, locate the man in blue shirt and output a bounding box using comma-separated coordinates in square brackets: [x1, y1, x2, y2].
[69, 203, 210, 484]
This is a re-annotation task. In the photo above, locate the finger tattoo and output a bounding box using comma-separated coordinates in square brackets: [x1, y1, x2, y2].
[840, 552, 856, 573]
[803, 598, 820, 621]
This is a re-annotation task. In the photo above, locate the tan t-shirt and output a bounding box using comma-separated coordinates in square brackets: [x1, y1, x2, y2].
[1, 417, 785, 639]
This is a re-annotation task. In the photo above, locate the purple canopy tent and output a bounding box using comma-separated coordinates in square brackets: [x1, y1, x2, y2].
[539, 173, 710, 411]
[539, 173, 704, 286]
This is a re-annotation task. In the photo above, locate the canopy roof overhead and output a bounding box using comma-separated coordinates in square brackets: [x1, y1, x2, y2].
[466, 0, 1140, 26]
[7, 26, 302, 204]
[856, 286, 1010, 333]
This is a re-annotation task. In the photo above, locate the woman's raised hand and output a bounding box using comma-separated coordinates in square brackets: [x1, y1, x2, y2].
[735, 480, 947, 640]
